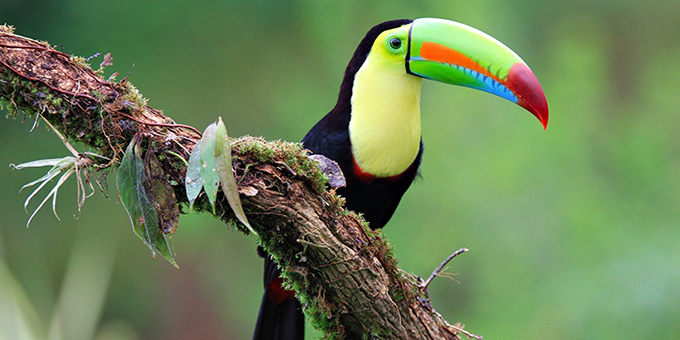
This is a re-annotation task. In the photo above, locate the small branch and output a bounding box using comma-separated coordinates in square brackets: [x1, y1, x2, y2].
[117, 111, 203, 136]
[446, 323, 483, 340]
[421, 248, 469, 290]
[40, 116, 79, 157]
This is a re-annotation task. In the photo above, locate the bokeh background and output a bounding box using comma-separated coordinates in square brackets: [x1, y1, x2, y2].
[2, 1, 680, 339]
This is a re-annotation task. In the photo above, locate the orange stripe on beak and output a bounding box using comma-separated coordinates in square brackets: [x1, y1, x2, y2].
[419, 42, 505, 85]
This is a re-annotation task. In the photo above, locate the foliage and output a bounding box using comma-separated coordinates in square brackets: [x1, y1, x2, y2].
[214, 118, 254, 234]
[186, 118, 255, 234]
[117, 136, 177, 267]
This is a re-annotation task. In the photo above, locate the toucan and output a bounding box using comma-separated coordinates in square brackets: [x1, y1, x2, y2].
[253, 18, 548, 339]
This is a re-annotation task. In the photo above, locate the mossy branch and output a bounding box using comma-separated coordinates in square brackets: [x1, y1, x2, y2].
[0, 25, 475, 339]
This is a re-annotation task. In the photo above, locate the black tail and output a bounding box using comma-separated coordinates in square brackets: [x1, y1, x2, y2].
[253, 251, 304, 340]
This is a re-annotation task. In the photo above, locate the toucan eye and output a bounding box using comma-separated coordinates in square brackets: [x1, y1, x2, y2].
[388, 38, 402, 50]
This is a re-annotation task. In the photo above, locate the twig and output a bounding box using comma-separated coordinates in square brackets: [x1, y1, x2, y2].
[41, 115, 79, 157]
[117, 111, 202, 136]
[421, 248, 469, 290]
[445, 323, 483, 340]
[0, 41, 71, 58]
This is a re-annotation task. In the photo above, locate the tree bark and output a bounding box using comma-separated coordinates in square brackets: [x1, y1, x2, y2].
[0, 25, 476, 339]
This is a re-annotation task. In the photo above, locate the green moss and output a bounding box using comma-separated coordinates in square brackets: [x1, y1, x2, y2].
[0, 62, 122, 165]
[117, 80, 149, 110]
[233, 137, 330, 193]
[91, 89, 104, 100]
[0, 70, 57, 119]
[70, 55, 91, 69]
[344, 210, 370, 231]
[281, 266, 343, 336]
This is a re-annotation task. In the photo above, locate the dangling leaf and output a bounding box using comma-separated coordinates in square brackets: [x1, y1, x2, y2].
[143, 149, 179, 266]
[199, 123, 219, 213]
[117, 137, 177, 267]
[214, 117, 256, 235]
[184, 118, 257, 236]
[156, 234, 177, 268]
[117, 138, 156, 249]
[185, 142, 203, 209]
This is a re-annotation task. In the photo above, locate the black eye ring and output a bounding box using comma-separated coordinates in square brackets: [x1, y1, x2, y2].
[389, 38, 402, 50]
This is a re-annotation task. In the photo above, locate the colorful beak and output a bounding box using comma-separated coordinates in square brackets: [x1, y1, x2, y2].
[407, 18, 549, 129]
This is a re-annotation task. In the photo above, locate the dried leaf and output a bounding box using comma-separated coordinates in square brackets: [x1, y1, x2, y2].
[144, 149, 179, 235]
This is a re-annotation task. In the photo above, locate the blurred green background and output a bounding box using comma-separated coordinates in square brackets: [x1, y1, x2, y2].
[2, 0, 680, 339]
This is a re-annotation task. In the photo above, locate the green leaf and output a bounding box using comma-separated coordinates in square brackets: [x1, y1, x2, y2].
[214, 117, 256, 235]
[199, 123, 219, 213]
[117, 139, 155, 248]
[117, 142, 141, 237]
[156, 234, 177, 268]
[185, 142, 203, 209]
[117, 138, 177, 266]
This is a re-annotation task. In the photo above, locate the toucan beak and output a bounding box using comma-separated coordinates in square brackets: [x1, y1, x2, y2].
[407, 18, 549, 129]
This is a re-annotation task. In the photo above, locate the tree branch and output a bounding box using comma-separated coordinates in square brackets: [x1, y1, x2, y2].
[0, 25, 476, 339]
[421, 248, 469, 290]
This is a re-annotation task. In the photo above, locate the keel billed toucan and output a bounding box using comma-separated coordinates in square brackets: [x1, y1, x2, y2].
[254, 18, 548, 339]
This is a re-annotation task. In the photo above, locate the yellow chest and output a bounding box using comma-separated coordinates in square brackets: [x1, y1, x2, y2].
[349, 55, 423, 178]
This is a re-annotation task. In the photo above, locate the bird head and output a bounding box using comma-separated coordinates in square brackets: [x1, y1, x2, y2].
[357, 18, 549, 129]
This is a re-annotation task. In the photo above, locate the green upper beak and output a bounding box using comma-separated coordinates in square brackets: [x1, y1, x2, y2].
[406, 18, 549, 129]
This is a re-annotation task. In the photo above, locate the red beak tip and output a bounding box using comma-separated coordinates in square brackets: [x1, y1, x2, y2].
[530, 106, 549, 130]
[507, 63, 549, 130]
[538, 109, 549, 130]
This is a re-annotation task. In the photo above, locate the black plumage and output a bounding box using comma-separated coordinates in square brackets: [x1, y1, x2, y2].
[255, 19, 419, 340]
[302, 18, 420, 230]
